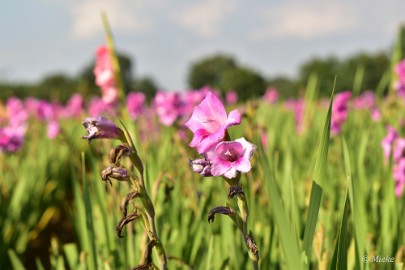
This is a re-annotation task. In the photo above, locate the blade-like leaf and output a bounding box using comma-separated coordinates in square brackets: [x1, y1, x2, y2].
[302, 78, 335, 259]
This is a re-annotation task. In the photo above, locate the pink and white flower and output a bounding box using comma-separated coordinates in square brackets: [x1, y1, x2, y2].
[210, 137, 256, 179]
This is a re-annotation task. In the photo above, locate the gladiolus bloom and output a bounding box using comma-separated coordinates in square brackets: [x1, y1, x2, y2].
[331, 91, 351, 135]
[210, 137, 256, 179]
[126, 92, 145, 120]
[185, 91, 241, 154]
[381, 126, 398, 160]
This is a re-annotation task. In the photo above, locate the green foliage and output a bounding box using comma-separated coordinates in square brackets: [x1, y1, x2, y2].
[187, 54, 237, 90]
[218, 66, 266, 101]
[298, 52, 390, 97]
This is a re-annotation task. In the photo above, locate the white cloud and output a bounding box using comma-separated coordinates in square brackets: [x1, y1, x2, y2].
[70, 0, 154, 39]
[251, 2, 357, 40]
[172, 0, 237, 37]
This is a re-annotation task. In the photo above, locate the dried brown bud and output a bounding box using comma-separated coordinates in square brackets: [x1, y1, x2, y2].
[101, 166, 129, 183]
[109, 145, 131, 165]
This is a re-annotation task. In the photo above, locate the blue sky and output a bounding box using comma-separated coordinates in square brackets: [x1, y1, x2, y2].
[0, 0, 404, 90]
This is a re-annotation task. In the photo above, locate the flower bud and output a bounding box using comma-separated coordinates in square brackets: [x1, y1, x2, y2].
[189, 158, 212, 177]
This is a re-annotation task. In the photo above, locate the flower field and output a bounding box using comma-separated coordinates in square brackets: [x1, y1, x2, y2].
[1, 26, 405, 270]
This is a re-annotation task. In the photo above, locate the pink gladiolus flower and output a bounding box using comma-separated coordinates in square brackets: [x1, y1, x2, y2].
[210, 137, 256, 179]
[395, 59, 405, 84]
[284, 99, 305, 133]
[47, 121, 60, 139]
[0, 126, 26, 152]
[88, 97, 116, 117]
[126, 92, 145, 120]
[393, 138, 405, 162]
[185, 91, 241, 154]
[65, 93, 84, 118]
[381, 126, 398, 160]
[264, 88, 279, 104]
[392, 158, 405, 197]
[82, 116, 121, 142]
[331, 91, 351, 135]
[94, 45, 118, 105]
[154, 91, 184, 126]
[226, 90, 238, 105]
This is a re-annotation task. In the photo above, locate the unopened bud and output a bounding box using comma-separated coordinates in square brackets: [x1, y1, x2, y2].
[189, 158, 212, 177]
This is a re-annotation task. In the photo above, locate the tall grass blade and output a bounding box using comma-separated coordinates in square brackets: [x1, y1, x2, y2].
[259, 145, 303, 270]
[302, 78, 335, 259]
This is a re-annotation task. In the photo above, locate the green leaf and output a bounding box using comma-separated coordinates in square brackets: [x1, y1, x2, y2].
[8, 250, 25, 270]
[259, 146, 303, 270]
[330, 190, 350, 270]
[302, 78, 335, 259]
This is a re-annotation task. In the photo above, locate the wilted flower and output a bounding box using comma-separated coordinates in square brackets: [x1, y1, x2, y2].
[126, 92, 145, 120]
[381, 126, 398, 160]
[101, 166, 129, 182]
[331, 91, 351, 135]
[210, 137, 256, 179]
[185, 91, 241, 154]
[82, 116, 122, 142]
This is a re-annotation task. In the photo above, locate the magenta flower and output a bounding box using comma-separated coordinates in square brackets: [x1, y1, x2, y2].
[154, 91, 184, 126]
[0, 126, 26, 152]
[263, 88, 279, 104]
[88, 97, 116, 117]
[392, 158, 405, 197]
[331, 91, 352, 135]
[47, 120, 60, 139]
[381, 126, 398, 160]
[185, 91, 241, 154]
[226, 90, 238, 105]
[93, 45, 118, 105]
[210, 138, 256, 179]
[65, 93, 84, 118]
[126, 92, 145, 120]
[82, 116, 121, 142]
[284, 99, 305, 133]
[393, 138, 405, 162]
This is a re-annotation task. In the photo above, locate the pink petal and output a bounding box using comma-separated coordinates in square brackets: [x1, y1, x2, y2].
[233, 158, 252, 173]
[211, 157, 232, 176]
[226, 109, 241, 126]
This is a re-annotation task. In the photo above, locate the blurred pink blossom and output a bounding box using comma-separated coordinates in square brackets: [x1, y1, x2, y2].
[331, 91, 351, 135]
[94, 45, 118, 104]
[126, 92, 145, 120]
[154, 91, 184, 126]
[88, 97, 116, 117]
[263, 88, 279, 104]
[226, 90, 238, 105]
[185, 91, 241, 154]
[284, 99, 305, 133]
[47, 120, 60, 139]
[65, 93, 84, 118]
[392, 158, 405, 197]
[381, 126, 398, 160]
